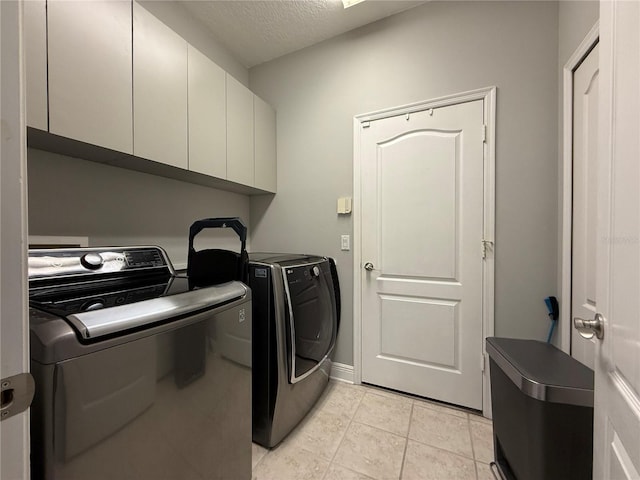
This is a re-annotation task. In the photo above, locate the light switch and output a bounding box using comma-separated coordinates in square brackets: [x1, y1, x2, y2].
[341, 235, 350, 251]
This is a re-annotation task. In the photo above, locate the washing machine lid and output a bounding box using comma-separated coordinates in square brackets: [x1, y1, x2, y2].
[66, 282, 247, 340]
[29, 246, 248, 341]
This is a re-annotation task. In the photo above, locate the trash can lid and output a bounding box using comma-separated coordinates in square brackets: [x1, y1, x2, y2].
[486, 337, 594, 407]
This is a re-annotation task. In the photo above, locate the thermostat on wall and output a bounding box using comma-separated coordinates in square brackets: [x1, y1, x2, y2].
[337, 197, 352, 215]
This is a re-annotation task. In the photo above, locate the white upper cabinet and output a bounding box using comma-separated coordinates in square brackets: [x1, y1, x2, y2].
[48, 0, 133, 153]
[226, 74, 254, 186]
[24, 0, 47, 131]
[188, 45, 226, 178]
[254, 95, 277, 193]
[133, 2, 187, 169]
[24, 1, 275, 194]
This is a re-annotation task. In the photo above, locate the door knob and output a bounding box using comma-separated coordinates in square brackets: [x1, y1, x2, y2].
[364, 262, 375, 271]
[573, 313, 605, 340]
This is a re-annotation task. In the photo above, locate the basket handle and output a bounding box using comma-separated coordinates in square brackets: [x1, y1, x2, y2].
[188, 217, 247, 252]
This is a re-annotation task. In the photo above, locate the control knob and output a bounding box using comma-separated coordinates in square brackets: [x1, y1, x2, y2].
[80, 252, 104, 270]
[82, 300, 105, 311]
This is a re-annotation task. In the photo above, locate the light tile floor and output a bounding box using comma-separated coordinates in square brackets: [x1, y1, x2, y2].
[252, 381, 495, 480]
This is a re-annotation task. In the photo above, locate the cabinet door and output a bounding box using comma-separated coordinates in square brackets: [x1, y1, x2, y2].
[188, 45, 226, 178]
[24, 0, 47, 131]
[226, 74, 254, 186]
[133, 2, 187, 169]
[254, 96, 277, 192]
[48, 0, 133, 153]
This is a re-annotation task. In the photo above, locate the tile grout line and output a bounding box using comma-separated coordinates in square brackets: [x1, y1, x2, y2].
[257, 384, 359, 480]
[468, 415, 480, 480]
[256, 383, 486, 480]
[404, 435, 480, 465]
[409, 402, 480, 465]
[251, 445, 266, 478]
[397, 400, 415, 480]
[318, 385, 369, 480]
[252, 393, 325, 478]
[342, 390, 411, 480]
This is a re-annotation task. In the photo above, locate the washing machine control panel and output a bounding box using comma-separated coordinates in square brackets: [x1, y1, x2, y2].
[28, 246, 173, 280]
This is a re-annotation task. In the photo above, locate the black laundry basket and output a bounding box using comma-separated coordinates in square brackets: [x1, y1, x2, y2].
[486, 337, 594, 480]
[187, 217, 248, 287]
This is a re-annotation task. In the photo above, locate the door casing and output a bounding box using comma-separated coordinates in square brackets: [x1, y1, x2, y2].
[0, 1, 31, 479]
[353, 86, 496, 418]
[559, 22, 599, 355]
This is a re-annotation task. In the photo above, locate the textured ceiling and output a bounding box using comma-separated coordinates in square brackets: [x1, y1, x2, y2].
[180, 0, 426, 68]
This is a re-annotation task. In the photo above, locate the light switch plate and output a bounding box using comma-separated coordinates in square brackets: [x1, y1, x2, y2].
[341, 235, 350, 251]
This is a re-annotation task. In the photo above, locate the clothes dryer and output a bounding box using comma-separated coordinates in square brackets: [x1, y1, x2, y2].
[249, 253, 340, 448]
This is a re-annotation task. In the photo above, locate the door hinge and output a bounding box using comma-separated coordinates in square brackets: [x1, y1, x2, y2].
[1, 373, 35, 422]
[362, 121, 371, 129]
[482, 240, 494, 259]
[482, 124, 487, 143]
[481, 353, 485, 373]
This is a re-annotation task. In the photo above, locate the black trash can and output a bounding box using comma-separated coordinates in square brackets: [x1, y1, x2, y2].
[486, 337, 594, 480]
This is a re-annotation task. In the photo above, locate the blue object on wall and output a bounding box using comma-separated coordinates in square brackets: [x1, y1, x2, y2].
[545, 296, 559, 343]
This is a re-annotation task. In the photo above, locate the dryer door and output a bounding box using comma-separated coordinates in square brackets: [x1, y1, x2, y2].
[283, 260, 337, 383]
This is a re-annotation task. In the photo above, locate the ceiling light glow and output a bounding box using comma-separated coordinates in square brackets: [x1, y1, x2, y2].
[342, 0, 367, 9]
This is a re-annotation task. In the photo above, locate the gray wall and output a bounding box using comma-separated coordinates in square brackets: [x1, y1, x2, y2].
[249, 1, 560, 365]
[28, 149, 250, 268]
[559, 1, 599, 66]
[555, 1, 599, 350]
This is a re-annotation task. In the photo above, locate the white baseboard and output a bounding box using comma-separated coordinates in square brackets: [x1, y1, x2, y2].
[330, 362, 355, 384]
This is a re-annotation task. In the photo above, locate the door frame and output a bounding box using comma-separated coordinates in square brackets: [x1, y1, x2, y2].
[559, 22, 599, 355]
[0, 0, 31, 479]
[352, 86, 496, 417]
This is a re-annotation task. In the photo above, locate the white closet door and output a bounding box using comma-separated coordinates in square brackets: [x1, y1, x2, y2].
[571, 43, 599, 369]
[592, 1, 640, 478]
[1, 2, 30, 479]
[361, 100, 485, 410]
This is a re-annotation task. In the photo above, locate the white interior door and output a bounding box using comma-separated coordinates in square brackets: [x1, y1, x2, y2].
[361, 100, 485, 410]
[572, 42, 599, 370]
[1, 1, 31, 479]
[592, 1, 640, 478]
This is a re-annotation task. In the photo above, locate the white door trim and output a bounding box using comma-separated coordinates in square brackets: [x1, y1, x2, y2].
[559, 22, 599, 355]
[0, 1, 31, 479]
[353, 86, 496, 417]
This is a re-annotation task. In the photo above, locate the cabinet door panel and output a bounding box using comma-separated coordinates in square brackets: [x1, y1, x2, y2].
[133, 2, 187, 169]
[226, 74, 254, 186]
[188, 45, 226, 178]
[24, 0, 47, 131]
[254, 96, 276, 192]
[48, 0, 133, 153]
